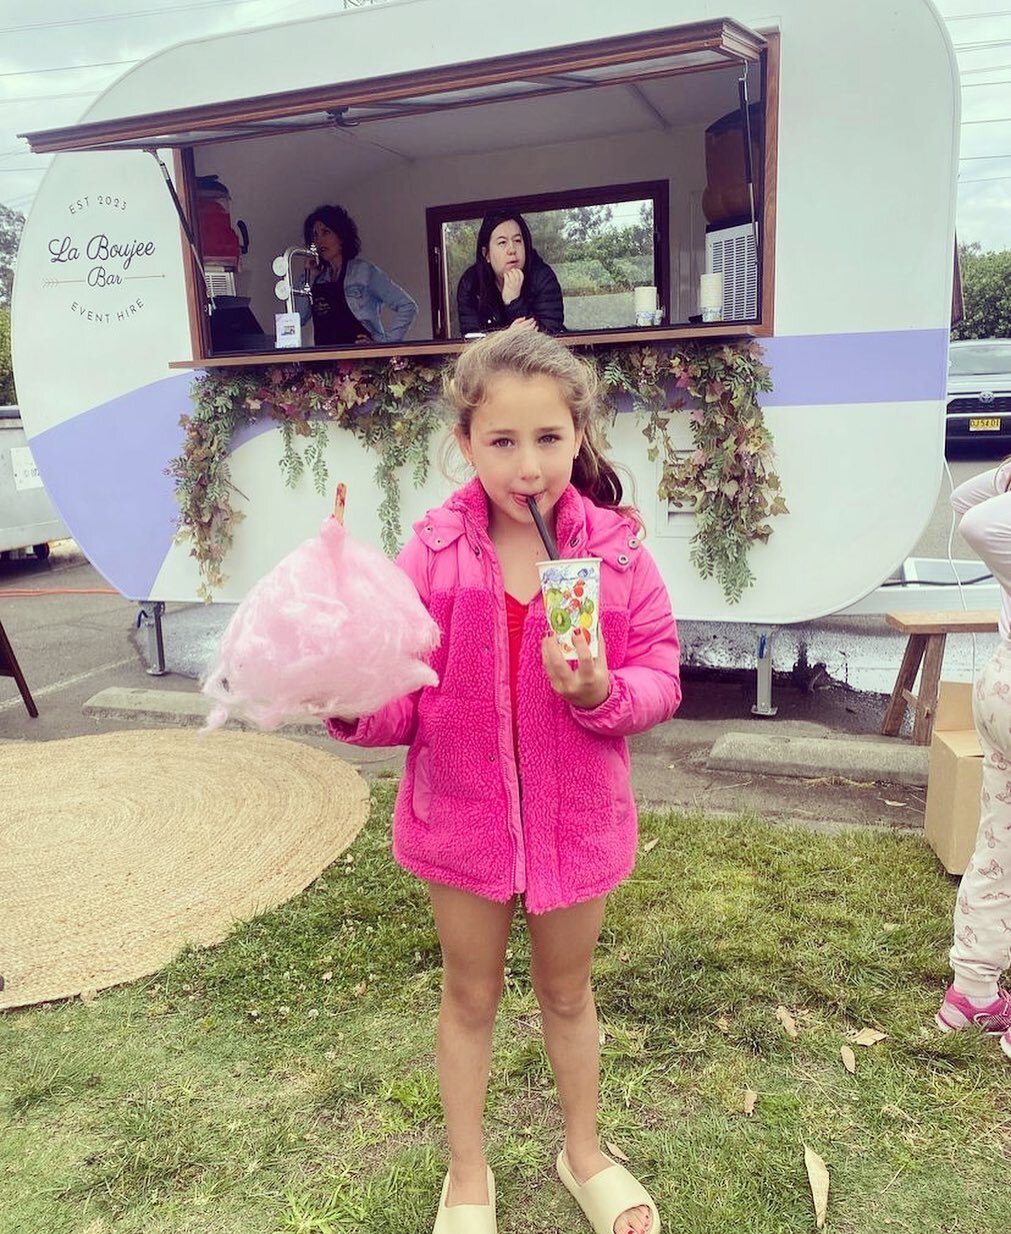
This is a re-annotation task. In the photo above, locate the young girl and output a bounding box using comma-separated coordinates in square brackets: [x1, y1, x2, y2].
[935, 461, 1011, 1060]
[327, 330, 680, 1233]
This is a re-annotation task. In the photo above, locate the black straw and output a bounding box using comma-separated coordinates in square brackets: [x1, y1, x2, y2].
[526, 496, 558, 560]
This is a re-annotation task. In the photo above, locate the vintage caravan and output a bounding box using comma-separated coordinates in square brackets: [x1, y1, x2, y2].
[11, 0, 959, 635]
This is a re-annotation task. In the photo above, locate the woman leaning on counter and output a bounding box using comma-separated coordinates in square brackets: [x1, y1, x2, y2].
[456, 208, 565, 336]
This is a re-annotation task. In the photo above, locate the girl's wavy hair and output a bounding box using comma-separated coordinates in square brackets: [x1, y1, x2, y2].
[446, 330, 632, 512]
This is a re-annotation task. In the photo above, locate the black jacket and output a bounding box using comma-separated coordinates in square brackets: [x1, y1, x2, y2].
[456, 258, 565, 335]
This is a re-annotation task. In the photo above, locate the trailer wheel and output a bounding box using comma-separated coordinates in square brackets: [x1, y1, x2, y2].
[33, 542, 51, 561]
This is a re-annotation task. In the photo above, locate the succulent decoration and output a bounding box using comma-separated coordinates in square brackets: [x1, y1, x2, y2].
[168, 340, 783, 603]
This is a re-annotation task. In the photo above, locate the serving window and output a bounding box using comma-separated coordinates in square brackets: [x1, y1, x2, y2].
[23, 18, 779, 367]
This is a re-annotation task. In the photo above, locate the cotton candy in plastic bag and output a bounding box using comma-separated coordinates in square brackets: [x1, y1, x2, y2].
[202, 515, 440, 731]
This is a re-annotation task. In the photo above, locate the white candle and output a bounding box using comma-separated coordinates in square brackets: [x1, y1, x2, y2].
[700, 272, 724, 310]
[633, 285, 657, 314]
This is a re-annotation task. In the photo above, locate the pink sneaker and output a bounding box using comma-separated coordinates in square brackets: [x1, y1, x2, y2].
[935, 985, 1011, 1035]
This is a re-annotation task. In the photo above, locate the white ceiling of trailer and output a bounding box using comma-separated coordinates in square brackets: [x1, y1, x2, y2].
[222, 66, 746, 166]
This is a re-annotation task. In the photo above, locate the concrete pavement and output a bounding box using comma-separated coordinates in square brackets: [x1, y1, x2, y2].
[0, 542, 933, 836]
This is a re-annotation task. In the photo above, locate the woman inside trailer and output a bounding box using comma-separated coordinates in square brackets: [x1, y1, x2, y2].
[298, 203, 418, 346]
[456, 208, 565, 336]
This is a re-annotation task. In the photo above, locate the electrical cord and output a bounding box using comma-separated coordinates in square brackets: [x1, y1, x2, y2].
[880, 574, 993, 586]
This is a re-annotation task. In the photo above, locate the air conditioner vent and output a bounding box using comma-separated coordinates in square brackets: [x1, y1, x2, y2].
[204, 266, 236, 299]
[705, 223, 758, 320]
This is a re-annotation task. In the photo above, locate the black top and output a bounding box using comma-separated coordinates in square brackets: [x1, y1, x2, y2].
[456, 258, 565, 336]
[310, 266, 370, 346]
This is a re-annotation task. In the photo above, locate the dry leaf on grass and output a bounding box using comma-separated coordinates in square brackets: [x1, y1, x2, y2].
[840, 1045, 857, 1074]
[716, 1015, 731, 1033]
[804, 1145, 830, 1229]
[641, 837, 659, 854]
[851, 1027, 888, 1047]
[743, 1088, 758, 1116]
[775, 1006, 799, 1039]
[604, 1141, 629, 1162]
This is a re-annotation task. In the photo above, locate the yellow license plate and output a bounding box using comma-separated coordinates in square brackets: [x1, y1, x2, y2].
[970, 417, 1001, 431]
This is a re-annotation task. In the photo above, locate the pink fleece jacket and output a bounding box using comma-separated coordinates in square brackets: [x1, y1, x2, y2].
[327, 478, 681, 913]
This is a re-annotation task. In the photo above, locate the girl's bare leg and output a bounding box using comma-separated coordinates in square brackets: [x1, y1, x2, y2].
[428, 882, 515, 1206]
[527, 896, 652, 1234]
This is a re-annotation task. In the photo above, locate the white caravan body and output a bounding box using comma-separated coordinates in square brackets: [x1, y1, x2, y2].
[12, 0, 958, 620]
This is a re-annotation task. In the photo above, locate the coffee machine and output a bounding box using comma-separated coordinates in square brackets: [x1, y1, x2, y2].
[196, 175, 268, 351]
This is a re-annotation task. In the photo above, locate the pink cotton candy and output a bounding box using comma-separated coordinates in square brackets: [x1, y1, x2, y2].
[202, 516, 440, 731]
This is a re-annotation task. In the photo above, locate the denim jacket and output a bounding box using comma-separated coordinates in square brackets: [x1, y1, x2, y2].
[298, 256, 418, 343]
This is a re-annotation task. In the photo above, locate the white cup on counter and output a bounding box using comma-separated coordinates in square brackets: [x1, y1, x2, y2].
[700, 272, 724, 322]
[633, 285, 657, 326]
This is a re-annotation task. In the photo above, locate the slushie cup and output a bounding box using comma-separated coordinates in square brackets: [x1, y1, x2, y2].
[536, 558, 601, 661]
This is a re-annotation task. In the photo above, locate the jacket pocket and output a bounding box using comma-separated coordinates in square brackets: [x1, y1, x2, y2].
[411, 746, 432, 823]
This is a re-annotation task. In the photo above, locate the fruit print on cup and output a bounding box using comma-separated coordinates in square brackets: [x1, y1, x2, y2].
[535, 557, 601, 661]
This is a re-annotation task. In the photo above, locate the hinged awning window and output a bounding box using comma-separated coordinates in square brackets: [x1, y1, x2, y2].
[21, 18, 765, 154]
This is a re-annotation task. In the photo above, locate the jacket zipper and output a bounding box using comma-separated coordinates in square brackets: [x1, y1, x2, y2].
[476, 533, 526, 896]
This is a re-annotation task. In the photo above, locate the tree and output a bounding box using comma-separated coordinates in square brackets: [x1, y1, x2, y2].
[561, 204, 613, 245]
[1, 203, 26, 309]
[0, 308, 15, 405]
[951, 242, 1011, 341]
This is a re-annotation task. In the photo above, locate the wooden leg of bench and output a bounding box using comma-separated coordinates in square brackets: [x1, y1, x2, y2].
[911, 633, 946, 745]
[882, 633, 927, 736]
[0, 619, 39, 719]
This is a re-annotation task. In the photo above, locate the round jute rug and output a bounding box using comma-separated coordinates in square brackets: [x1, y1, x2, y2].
[0, 728, 370, 1011]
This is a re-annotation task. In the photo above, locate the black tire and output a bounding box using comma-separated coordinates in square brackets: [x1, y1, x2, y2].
[33, 542, 51, 560]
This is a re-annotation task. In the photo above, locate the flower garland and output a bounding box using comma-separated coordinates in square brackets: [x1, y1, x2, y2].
[168, 341, 783, 602]
[168, 359, 444, 598]
[598, 340, 784, 603]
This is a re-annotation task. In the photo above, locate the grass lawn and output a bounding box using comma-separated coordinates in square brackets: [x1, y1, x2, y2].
[2, 780, 1010, 1234]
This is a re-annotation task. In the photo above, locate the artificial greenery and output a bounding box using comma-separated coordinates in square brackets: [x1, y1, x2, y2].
[169, 340, 783, 603]
[168, 359, 443, 598]
[599, 340, 784, 603]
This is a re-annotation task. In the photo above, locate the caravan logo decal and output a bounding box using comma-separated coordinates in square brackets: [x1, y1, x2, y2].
[42, 196, 165, 327]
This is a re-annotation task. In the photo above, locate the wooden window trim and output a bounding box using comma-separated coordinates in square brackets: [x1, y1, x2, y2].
[425, 180, 670, 341]
[759, 32, 779, 336]
[175, 147, 212, 361]
[167, 322, 768, 370]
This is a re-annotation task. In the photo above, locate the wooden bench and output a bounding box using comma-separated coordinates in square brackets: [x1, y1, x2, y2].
[881, 610, 999, 745]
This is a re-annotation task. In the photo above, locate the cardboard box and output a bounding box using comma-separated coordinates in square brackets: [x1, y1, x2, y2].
[924, 682, 984, 874]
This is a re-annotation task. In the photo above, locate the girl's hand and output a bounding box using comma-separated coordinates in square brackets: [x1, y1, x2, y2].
[506, 316, 538, 333]
[541, 627, 610, 709]
[501, 267, 524, 304]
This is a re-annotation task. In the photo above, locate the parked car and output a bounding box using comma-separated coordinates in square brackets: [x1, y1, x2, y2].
[946, 338, 1011, 453]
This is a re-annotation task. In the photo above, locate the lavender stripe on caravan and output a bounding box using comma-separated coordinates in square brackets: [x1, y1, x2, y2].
[28, 373, 195, 600]
[760, 328, 949, 406]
